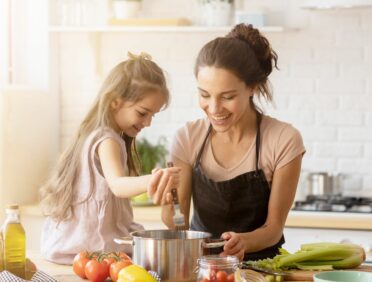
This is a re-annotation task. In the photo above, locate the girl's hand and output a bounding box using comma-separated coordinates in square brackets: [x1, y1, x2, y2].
[221, 231, 245, 261]
[147, 167, 181, 205]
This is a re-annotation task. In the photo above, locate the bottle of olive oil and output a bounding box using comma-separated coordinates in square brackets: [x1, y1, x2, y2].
[2, 204, 26, 278]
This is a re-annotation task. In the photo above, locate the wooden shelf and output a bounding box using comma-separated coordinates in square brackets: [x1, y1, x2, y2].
[48, 25, 285, 33]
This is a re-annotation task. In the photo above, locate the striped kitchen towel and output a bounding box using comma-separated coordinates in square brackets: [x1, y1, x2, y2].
[0, 270, 57, 282]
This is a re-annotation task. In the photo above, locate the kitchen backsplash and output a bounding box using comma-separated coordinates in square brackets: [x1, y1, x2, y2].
[53, 1, 372, 193]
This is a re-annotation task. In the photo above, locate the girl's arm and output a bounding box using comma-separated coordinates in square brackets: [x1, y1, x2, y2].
[222, 154, 303, 260]
[98, 138, 180, 199]
[161, 156, 193, 229]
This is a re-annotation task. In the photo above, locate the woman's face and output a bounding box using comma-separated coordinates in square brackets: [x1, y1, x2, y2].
[197, 66, 254, 132]
[111, 90, 165, 137]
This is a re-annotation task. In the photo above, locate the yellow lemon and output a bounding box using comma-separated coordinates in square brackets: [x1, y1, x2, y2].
[118, 264, 156, 282]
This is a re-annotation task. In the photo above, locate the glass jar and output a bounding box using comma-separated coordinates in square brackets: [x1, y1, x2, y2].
[197, 0, 234, 26]
[196, 255, 239, 282]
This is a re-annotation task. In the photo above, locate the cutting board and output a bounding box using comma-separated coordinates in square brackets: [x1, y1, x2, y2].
[283, 264, 372, 281]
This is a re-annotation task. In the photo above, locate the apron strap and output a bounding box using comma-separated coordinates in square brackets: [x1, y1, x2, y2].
[195, 124, 212, 166]
[255, 112, 262, 176]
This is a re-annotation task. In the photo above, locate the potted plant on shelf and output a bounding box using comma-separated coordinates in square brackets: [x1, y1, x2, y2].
[112, 0, 143, 19]
[131, 137, 168, 205]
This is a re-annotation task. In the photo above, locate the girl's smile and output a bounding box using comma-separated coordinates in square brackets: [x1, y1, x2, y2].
[112, 90, 166, 137]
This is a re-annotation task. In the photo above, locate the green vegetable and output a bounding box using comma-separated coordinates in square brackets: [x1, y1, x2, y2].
[276, 275, 283, 282]
[264, 275, 275, 282]
[245, 242, 365, 271]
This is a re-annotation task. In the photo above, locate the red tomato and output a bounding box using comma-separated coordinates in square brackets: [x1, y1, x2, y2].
[103, 256, 116, 266]
[109, 260, 133, 282]
[227, 273, 235, 282]
[72, 251, 90, 279]
[216, 270, 228, 282]
[117, 251, 132, 261]
[209, 268, 217, 282]
[85, 259, 110, 282]
[201, 279, 211, 282]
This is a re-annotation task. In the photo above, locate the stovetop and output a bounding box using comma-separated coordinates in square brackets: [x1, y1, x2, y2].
[292, 195, 372, 213]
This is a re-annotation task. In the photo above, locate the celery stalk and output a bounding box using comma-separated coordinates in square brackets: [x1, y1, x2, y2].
[245, 242, 365, 271]
[276, 247, 358, 268]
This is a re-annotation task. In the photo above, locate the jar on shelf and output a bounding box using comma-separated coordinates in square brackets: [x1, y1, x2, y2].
[197, 0, 234, 26]
[196, 255, 239, 282]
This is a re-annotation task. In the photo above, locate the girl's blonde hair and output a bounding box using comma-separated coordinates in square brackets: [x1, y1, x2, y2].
[40, 52, 169, 222]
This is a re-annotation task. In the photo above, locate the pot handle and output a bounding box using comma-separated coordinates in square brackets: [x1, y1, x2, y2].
[114, 236, 134, 246]
[202, 239, 226, 249]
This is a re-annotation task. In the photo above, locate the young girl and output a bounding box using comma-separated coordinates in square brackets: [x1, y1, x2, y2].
[40, 52, 180, 264]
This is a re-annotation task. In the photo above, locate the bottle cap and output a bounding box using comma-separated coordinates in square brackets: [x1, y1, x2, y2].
[6, 204, 19, 210]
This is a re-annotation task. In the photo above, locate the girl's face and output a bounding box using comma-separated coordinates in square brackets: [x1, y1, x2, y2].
[197, 66, 254, 132]
[111, 90, 165, 137]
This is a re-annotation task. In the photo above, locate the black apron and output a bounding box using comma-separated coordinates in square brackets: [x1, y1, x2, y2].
[191, 113, 285, 260]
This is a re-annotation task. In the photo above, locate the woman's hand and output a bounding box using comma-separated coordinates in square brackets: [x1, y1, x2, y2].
[147, 167, 181, 205]
[221, 231, 245, 261]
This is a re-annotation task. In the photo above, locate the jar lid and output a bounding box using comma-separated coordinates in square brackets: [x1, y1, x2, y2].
[198, 255, 239, 268]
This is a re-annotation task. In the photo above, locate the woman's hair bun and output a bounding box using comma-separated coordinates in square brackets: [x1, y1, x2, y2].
[226, 24, 278, 75]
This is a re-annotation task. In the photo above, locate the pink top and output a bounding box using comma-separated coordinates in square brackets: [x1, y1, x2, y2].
[171, 115, 305, 184]
[41, 127, 144, 264]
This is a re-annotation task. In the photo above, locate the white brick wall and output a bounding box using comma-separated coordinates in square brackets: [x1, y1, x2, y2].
[54, 1, 372, 193]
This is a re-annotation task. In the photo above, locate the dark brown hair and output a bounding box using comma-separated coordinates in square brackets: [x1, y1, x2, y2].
[194, 24, 278, 110]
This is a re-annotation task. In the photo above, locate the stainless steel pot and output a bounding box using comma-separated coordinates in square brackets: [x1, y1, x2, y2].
[114, 229, 224, 282]
[306, 172, 351, 196]
[307, 172, 333, 195]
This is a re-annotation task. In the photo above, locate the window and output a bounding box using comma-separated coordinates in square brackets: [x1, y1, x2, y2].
[0, 0, 48, 88]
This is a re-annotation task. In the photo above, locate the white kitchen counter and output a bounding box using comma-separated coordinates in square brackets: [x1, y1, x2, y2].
[20, 204, 372, 231]
[286, 210, 372, 230]
[132, 206, 372, 231]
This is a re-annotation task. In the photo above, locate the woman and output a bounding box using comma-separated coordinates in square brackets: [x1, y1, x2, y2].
[160, 24, 305, 261]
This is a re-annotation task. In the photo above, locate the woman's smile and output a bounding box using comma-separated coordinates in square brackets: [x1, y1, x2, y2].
[210, 113, 232, 125]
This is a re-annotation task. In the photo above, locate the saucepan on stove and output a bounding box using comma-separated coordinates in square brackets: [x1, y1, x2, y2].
[306, 172, 350, 196]
[114, 229, 225, 282]
[307, 172, 334, 195]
